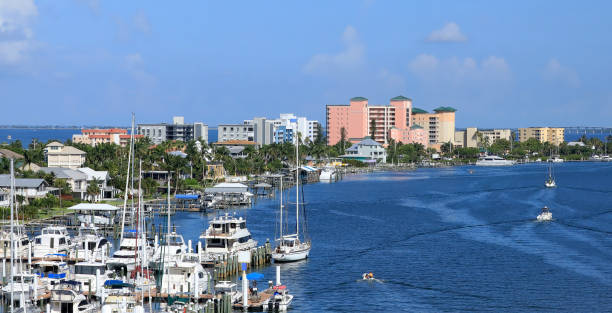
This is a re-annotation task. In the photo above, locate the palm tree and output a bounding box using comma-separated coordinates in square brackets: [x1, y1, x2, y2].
[86, 178, 101, 202]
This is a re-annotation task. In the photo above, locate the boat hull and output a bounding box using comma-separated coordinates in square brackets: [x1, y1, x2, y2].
[272, 248, 310, 262]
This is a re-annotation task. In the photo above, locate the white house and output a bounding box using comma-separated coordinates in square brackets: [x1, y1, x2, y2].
[0, 175, 51, 203]
[77, 167, 116, 200]
[39, 167, 90, 200]
[341, 138, 387, 164]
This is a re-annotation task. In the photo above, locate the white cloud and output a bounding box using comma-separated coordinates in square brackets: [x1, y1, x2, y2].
[544, 58, 580, 87]
[133, 10, 151, 34]
[409, 54, 510, 83]
[426, 22, 467, 43]
[0, 0, 37, 65]
[303, 25, 365, 75]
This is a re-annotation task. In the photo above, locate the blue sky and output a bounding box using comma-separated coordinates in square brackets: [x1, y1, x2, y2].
[1, 0, 611, 128]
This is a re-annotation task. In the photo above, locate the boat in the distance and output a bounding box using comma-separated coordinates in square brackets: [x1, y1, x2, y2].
[545, 153, 557, 188]
[319, 166, 337, 182]
[537, 206, 553, 221]
[475, 155, 516, 166]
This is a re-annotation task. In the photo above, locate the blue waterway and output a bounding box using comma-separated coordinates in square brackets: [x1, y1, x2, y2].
[144, 162, 612, 312]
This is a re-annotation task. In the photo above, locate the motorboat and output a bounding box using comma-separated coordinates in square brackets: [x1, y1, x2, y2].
[264, 285, 293, 312]
[549, 156, 564, 163]
[0, 272, 45, 302]
[215, 281, 242, 303]
[100, 280, 145, 313]
[49, 280, 99, 313]
[159, 253, 209, 296]
[475, 155, 516, 166]
[73, 223, 112, 261]
[32, 226, 73, 258]
[319, 167, 337, 181]
[152, 231, 188, 265]
[362, 273, 375, 281]
[106, 229, 152, 272]
[199, 213, 258, 262]
[0, 224, 31, 260]
[31, 254, 70, 287]
[537, 206, 553, 221]
[73, 261, 112, 293]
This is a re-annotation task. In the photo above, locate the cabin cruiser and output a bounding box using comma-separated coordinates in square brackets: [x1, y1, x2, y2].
[475, 155, 516, 166]
[264, 285, 293, 312]
[0, 272, 45, 302]
[101, 290, 145, 313]
[199, 213, 257, 262]
[0, 224, 31, 259]
[106, 230, 152, 272]
[32, 226, 73, 258]
[73, 223, 112, 261]
[548, 157, 564, 163]
[159, 253, 209, 296]
[32, 254, 70, 287]
[49, 280, 99, 313]
[152, 231, 188, 265]
[319, 167, 337, 181]
[73, 261, 112, 293]
[537, 206, 553, 221]
[215, 281, 242, 303]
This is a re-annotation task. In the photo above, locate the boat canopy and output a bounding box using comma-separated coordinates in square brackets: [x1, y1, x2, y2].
[240, 272, 264, 280]
[175, 194, 200, 200]
[68, 203, 119, 211]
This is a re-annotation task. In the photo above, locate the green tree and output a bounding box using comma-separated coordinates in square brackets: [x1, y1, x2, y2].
[370, 119, 376, 140]
[86, 179, 101, 202]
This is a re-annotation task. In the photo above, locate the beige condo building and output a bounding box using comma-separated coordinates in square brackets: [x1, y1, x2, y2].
[455, 128, 513, 148]
[518, 127, 565, 146]
[411, 107, 456, 150]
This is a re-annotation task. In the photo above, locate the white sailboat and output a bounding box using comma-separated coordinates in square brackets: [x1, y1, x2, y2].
[272, 137, 311, 262]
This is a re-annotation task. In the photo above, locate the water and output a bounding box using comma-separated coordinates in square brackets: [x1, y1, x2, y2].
[9, 163, 610, 312]
[143, 162, 612, 312]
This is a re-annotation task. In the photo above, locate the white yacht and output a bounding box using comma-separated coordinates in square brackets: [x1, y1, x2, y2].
[101, 295, 145, 313]
[49, 280, 99, 313]
[0, 224, 31, 260]
[272, 140, 311, 263]
[0, 272, 45, 301]
[73, 261, 111, 293]
[32, 255, 70, 287]
[549, 156, 564, 163]
[152, 231, 188, 265]
[159, 253, 209, 296]
[199, 213, 258, 262]
[475, 155, 516, 166]
[319, 167, 337, 181]
[32, 226, 73, 258]
[537, 206, 553, 221]
[107, 230, 152, 272]
[73, 223, 112, 261]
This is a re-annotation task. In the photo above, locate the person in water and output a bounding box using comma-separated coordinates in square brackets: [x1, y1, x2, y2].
[362, 272, 375, 280]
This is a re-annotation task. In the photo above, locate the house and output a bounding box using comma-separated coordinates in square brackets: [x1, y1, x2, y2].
[0, 149, 23, 160]
[44, 142, 86, 169]
[77, 167, 116, 200]
[206, 163, 225, 180]
[341, 138, 387, 164]
[39, 167, 90, 200]
[0, 175, 52, 203]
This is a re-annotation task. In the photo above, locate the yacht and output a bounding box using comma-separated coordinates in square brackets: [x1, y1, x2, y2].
[319, 167, 337, 182]
[199, 213, 257, 262]
[73, 223, 112, 261]
[152, 231, 188, 265]
[0, 224, 31, 259]
[73, 261, 112, 293]
[0, 272, 45, 302]
[549, 156, 564, 163]
[475, 155, 516, 166]
[214, 281, 242, 303]
[159, 253, 209, 296]
[106, 229, 152, 272]
[32, 254, 70, 287]
[272, 140, 311, 263]
[32, 226, 73, 258]
[49, 280, 99, 313]
[537, 206, 553, 221]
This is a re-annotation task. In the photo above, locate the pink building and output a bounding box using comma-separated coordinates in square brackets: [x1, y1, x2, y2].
[326, 96, 426, 146]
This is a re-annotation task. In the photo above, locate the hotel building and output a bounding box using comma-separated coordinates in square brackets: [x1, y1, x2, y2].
[73, 128, 144, 147]
[518, 127, 565, 146]
[454, 128, 512, 148]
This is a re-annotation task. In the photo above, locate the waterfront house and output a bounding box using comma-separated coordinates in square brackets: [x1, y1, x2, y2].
[341, 138, 387, 164]
[0, 190, 7, 207]
[77, 167, 116, 200]
[44, 142, 86, 169]
[0, 175, 52, 203]
[39, 167, 90, 200]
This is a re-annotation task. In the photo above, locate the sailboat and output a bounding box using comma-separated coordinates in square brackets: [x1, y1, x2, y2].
[272, 137, 311, 262]
[545, 151, 557, 188]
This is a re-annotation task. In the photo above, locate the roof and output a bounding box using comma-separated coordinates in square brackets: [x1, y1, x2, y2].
[412, 108, 428, 114]
[45, 144, 86, 155]
[67, 203, 119, 211]
[168, 150, 187, 158]
[39, 167, 87, 180]
[0, 175, 46, 188]
[213, 140, 257, 146]
[227, 146, 245, 154]
[350, 96, 368, 101]
[390, 95, 411, 101]
[356, 138, 382, 147]
[77, 167, 109, 181]
[0, 149, 23, 159]
[82, 128, 127, 134]
[214, 183, 248, 188]
[433, 106, 457, 113]
[46, 141, 64, 147]
[410, 124, 424, 130]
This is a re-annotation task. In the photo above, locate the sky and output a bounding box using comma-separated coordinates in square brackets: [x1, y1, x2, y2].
[1, 0, 611, 128]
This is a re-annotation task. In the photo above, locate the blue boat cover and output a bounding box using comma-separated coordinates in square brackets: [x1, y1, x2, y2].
[48, 273, 66, 279]
[240, 272, 264, 280]
[175, 194, 199, 200]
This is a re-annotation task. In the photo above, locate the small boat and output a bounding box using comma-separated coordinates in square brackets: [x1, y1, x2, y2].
[549, 156, 564, 163]
[264, 285, 293, 312]
[537, 206, 553, 221]
[475, 155, 516, 166]
[319, 166, 337, 181]
[49, 280, 99, 313]
[362, 272, 375, 281]
[545, 153, 556, 188]
[215, 281, 242, 303]
[73, 223, 112, 261]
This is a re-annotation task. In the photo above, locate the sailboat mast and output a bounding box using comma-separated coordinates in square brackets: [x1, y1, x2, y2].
[9, 159, 14, 313]
[120, 113, 135, 242]
[167, 174, 171, 236]
[295, 135, 299, 237]
[279, 177, 283, 239]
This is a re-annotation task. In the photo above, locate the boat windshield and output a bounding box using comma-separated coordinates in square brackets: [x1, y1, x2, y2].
[79, 228, 97, 237]
[167, 235, 184, 246]
[75, 264, 106, 275]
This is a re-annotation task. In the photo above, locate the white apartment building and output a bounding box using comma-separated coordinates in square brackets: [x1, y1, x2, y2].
[217, 123, 254, 143]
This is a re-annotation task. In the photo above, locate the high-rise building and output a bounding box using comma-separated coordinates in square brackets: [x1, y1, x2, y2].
[138, 116, 208, 144]
[269, 114, 320, 144]
[326, 96, 451, 148]
[217, 123, 254, 143]
[454, 128, 512, 148]
[518, 127, 564, 145]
